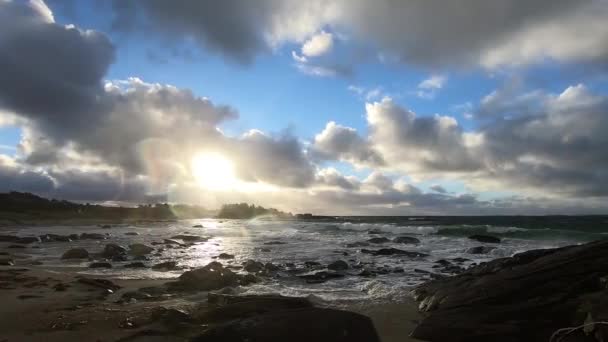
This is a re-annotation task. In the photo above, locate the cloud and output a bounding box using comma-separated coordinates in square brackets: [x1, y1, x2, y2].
[430, 184, 448, 194]
[416, 75, 447, 99]
[104, 0, 608, 69]
[311, 121, 384, 166]
[301, 31, 333, 57]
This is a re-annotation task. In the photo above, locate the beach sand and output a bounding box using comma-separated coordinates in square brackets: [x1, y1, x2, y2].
[0, 265, 422, 341]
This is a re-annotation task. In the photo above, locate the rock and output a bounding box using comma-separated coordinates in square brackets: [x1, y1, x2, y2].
[452, 257, 470, 263]
[243, 260, 264, 273]
[112, 254, 128, 262]
[40, 234, 72, 242]
[393, 236, 421, 244]
[192, 307, 380, 342]
[204, 294, 313, 321]
[304, 261, 321, 268]
[7, 245, 25, 249]
[121, 291, 152, 301]
[150, 307, 193, 326]
[368, 229, 382, 234]
[77, 278, 121, 292]
[192, 224, 204, 228]
[100, 224, 112, 229]
[151, 261, 179, 271]
[169, 261, 239, 291]
[129, 243, 154, 256]
[466, 246, 497, 254]
[124, 232, 139, 236]
[361, 248, 429, 257]
[124, 262, 147, 268]
[89, 262, 112, 268]
[0, 258, 14, 266]
[435, 259, 452, 266]
[327, 260, 349, 271]
[367, 237, 391, 244]
[0, 235, 18, 242]
[259, 248, 271, 252]
[468, 234, 501, 243]
[133, 255, 149, 261]
[101, 244, 127, 258]
[264, 263, 280, 272]
[298, 271, 345, 284]
[15, 236, 41, 244]
[346, 241, 370, 248]
[410, 240, 608, 342]
[240, 274, 258, 286]
[80, 233, 107, 240]
[218, 253, 235, 260]
[170, 235, 208, 242]
[61, 248, 89, 259]
[163, 239, 183, 246]
[263, 241, 287, 245]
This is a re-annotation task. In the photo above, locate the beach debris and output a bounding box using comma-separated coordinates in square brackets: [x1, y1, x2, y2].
[61, 248, 89, 259]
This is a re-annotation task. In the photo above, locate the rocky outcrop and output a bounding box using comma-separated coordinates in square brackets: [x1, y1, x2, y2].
[192, 294, 380, 342]
[410, 240, 608, 342]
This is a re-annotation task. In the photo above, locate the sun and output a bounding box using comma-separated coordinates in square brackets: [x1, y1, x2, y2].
[191, 152, 237, 190]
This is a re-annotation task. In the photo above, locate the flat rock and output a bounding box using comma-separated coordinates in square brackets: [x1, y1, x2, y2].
[361, 248, 428, 257]
[410, 240, 608, 342]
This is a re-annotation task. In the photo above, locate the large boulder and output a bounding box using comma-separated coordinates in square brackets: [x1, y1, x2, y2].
[327, 260, 349, 271]
[410, 240, 608, 342]
[170, 261, 239, 291]
[101, 244, 127, 258]
[243, 260, 264, 273]
[61, 248, 89, 259]
[129, 243, 154, 256]
[468, 234, 501, 243]
[192, 307, 380, 342]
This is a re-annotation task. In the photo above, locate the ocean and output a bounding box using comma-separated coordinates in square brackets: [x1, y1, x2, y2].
[4, 216, 607, 305]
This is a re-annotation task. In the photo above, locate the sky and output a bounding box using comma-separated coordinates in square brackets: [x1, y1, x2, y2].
[1, 0, 608, 215]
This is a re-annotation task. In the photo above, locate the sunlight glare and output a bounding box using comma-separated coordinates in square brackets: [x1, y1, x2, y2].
[191, 152, 237, 190]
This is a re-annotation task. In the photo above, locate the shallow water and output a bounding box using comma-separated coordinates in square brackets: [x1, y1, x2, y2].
[2, 218, 599, 303]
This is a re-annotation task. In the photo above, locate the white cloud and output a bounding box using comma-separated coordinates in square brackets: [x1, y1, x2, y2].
[301, 31, 333, 57]
[416, 75, 447, 99]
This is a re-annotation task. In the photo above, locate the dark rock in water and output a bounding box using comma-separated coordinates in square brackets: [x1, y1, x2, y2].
[243, 260, 264, 273]
[368, 229, 382, 234]
[393, 236, 421, 244]
[89, 262, 112, 269]
[466, 246, 497, 254]
[40, 234, 72, 242]
[361, 248, 429, 257]
[152, 261, 179, 271]
[77, 277, 121, 292]
[367, 237, 391, 244]
[14, 236, 41, 244]
[240, 273, 258, 286]
[264, 262, 280, 272]
[0, 235, 18, 242]
[80, 233, 107, 240]
[263, 241, 287, 245]
[357, 269, 376, 277]
[346, 241, 370, 248]
[101, 244, 127, 258]
[150, 307, 193, 327]
[129, 243, 154, 256]
[100, 224, 112, 229]
[468, 234, 501, 243]
[163, 239, 183, 246]
[169, 261, 239, 291]
[434, 259, 451, 266]
[259, 248, 271, 252]
[61, 248, 89, 259]
[7, 245, 26, 249]
[0, 258, 14, 266]
[218, 253, 235, 260]
[124, 232, 139, 236]
[192, 307, 380, 342]
[327, 260, 349, 271]
[192, 224, 204, 228]
[133, 255, 149, 261]
[452, 257, 470, 263]
[410, 240, 608, 342]
[298, 271, 345, 284]
[124, 262, 147, 268]
[112, 254, 129, 262]
[170, 235, 208, 242]
[304, 261, 321, 268]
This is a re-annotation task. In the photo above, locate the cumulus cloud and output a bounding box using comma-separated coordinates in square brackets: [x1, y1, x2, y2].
[416, 75, 447, 99]
[311, 121, 384, 166]
[301, 31, 333, 57]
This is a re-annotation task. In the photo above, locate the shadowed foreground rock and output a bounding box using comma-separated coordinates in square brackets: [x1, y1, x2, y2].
[193, 305, 380, 342]
[410, 240, 608, 342]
